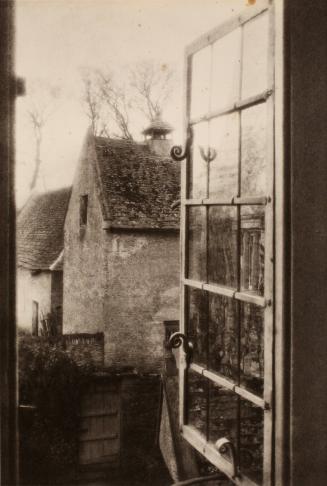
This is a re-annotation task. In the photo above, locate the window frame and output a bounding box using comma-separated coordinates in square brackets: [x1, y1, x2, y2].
[178, 2, 275, 484]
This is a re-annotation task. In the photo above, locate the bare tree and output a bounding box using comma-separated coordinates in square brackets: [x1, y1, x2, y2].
[80, 60, 176, 139]
[81, 68, 133, 139]
[28, 107, 44, 191]
[26, 81, 61, 191]
[129, 60, 175, 121]
[80, 69, 110, 137]
[97, 72, 133, 140]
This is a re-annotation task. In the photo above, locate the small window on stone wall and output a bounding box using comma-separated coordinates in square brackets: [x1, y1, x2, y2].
[32, 300, 39, 336]
[79, 194, 88, 227]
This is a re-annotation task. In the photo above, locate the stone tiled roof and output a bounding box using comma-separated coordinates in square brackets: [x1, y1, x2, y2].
[94, 137, 180, 230]
[17, 187, 71, 271]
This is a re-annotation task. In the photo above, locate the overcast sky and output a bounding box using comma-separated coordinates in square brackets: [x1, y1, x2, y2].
[15, 0, 250, 207]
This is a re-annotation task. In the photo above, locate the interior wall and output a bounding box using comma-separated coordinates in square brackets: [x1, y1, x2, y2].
[287, 1, 327, 485]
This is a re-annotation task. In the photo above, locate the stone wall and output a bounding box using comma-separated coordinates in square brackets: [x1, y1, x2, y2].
[103, 231, 179, 371]
[63, 134, 180, 372]
[63, 135, 106, 335]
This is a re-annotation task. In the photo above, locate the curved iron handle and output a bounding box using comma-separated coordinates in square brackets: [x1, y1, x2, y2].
[170, 126, 193, 161]
[168, 332, 193, 365]
[215, 437, 239, 479]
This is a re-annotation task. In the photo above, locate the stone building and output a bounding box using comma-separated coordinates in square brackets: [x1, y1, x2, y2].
[16, 187, 71, 334]
[63, 121, 180, 372]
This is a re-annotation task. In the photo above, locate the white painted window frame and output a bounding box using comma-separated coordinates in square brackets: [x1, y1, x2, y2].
[178, 2, 276, 484]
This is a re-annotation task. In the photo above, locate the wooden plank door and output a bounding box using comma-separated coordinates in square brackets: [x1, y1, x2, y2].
[79, 380, 121, 467]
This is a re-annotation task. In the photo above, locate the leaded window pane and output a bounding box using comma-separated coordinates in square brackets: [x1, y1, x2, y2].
[208, 382, 238, 445]
[240, 399, 264, 484]
[241, 103, 267, 197]
[208, 206, 238, 288]
[186, 288, 208, 366]
[189, 122, 208, 199]
[187, 206, 206, 281]
[183, 8, 273, 483]
[190, 46, 211, 119]
[240, 206, 265, 296]
[208, 294, 238, 381]
[240, 303, 264, 397]
[186, 370, 208, 437]
[241, 11, 269, 99]
[211, 28, 241, 111]
[209, 113, 239, 199]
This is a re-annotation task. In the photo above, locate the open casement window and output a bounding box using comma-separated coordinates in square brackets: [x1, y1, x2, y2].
[177, 2, 274, 485]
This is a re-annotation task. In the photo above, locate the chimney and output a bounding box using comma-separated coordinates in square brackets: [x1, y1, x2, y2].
[142, 113, 173, 157]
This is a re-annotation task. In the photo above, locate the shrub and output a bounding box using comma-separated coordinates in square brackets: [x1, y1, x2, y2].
[19, 335, 94, 484]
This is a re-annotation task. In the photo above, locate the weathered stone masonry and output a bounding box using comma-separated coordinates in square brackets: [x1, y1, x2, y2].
[63, 136, 107, 335]
[63, 130, 180, 372]
[103, 230, 179, 371]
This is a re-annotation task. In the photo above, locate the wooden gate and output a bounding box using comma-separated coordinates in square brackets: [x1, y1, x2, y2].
[78, 378, 121, 468]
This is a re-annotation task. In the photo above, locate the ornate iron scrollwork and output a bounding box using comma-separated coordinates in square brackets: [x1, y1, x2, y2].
[168, 332, 193, 365]
[215, 438, 239, 479]
[199, 146, 217, 163]
[170, 126, 193, 161]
